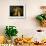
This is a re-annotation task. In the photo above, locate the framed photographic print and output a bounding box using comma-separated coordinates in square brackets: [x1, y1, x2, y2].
[9, 5, 26, 19]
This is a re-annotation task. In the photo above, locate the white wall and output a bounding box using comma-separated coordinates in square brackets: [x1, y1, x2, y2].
[0, 0, 46, 40]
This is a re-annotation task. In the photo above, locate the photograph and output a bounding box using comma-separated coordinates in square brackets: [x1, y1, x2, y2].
[10, 6, 23, 17]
